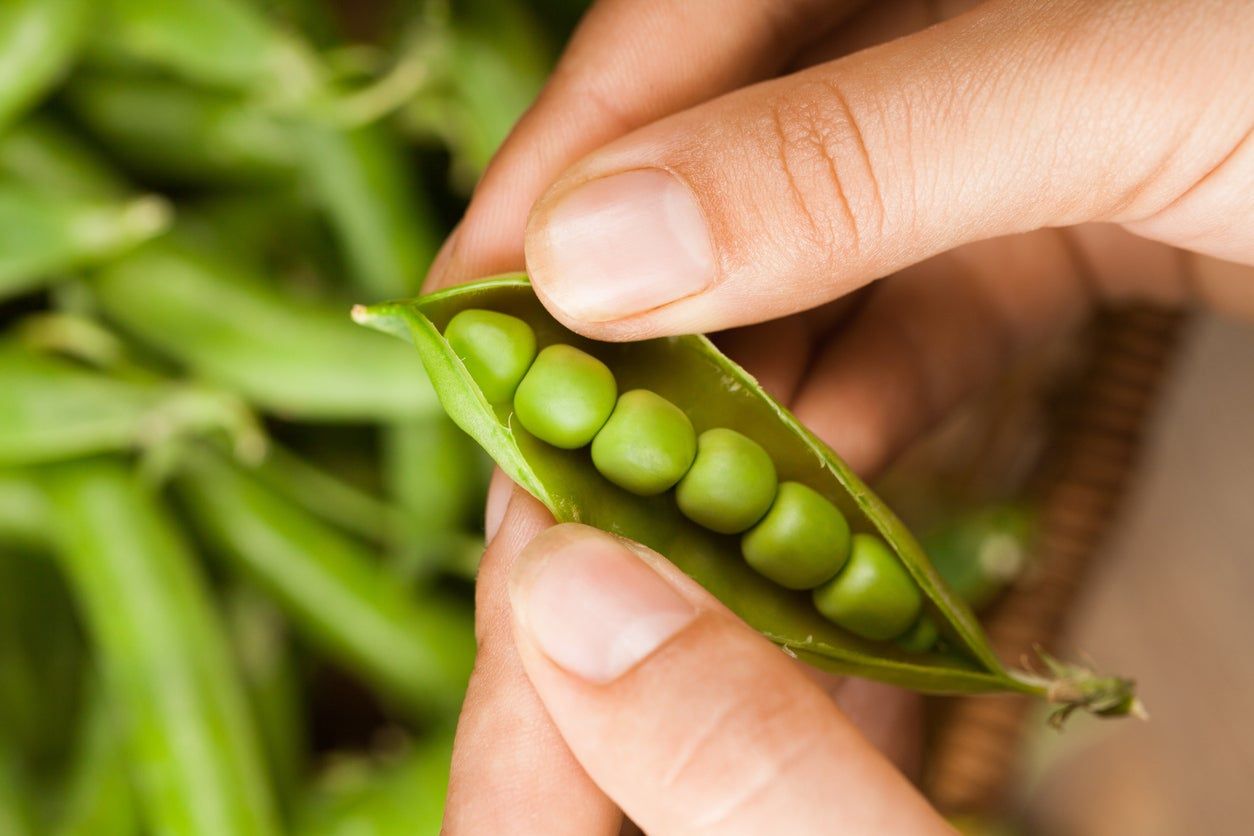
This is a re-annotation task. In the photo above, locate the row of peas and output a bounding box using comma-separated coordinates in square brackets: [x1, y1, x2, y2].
[445, 309, 938, 650]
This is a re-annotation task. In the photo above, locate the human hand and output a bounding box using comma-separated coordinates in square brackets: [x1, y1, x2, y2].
[434, 0, 1253, 832]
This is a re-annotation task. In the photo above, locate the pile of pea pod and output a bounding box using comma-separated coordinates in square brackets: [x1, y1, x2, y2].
[0, 0, 576, 833]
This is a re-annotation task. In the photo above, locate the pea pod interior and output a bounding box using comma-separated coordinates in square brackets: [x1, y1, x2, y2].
[358, 276, 1139, 714]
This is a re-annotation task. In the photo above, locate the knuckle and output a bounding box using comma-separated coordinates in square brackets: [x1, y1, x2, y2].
[763, 77, 889, 260]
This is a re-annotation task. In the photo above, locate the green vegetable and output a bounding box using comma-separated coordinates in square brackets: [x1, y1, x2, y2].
[812, 534, 923, 642]
[66, 74, 296, 184]
[742, 481, 850, 590]
[52, 690, 138, 836]
[299, 124, 440, 299]
[676, 428, 777, 534]
[92, 239, 440, 421]
[443, 309, 536, 404]
[92, 0, 317, 94]
[45, 458, 280, 836]
[0, 742, 34, 836]
[0, 472, 49, 548]
[513, 344, 617, 449]
[897, 617, 939, 655]
[591, 389, 696, 497]
[0, 0, 92, 131]
[0, 184, 169, 301]
[295, 730, 453, 836]
[0, 116, 127, 200]
[0, 345, 260, 467]
[356, 276, 1139, 717]
[176, 450, 475, 718]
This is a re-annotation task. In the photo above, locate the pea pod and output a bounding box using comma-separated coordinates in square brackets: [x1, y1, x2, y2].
[0, 345, 260, 467]
[91, 0, 318, 95]
[175, 449, 475, 719]
[92, 239, 439, 421]
[66, 74, 296, 184]
[294, 730, 453, 836]
[52, 690, 138, 836]
[0, 742, 34, 836]
[0, 184, 169, 301]
[0, 0, 93, 131]
[356, 276, 1139, 720]
[0, 117, 127, 200]
[44, 459, 280, 836]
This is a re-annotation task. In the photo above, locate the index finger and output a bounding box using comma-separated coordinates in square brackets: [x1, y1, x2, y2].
[426, 0, 863, 289]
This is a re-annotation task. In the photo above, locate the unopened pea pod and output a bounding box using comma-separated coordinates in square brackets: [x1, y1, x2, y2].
[44, 459, 280, 836]
[0, 117, 128, 200]
[175, 449, 475, 719]
[53, 689, 138, 836]
[294, 728, 453, 836]
[0, 0, 93, 132]
[355, 276, 1139, 721]
[0, 184, 170, 301]
[92, 238, 440, 421]
[66, 74, 296, 184]
[299, 124, 442, 299]
[0, 471, 49, 549]
[91, 0, 318, 94]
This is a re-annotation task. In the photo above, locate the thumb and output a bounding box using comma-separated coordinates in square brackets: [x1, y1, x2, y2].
[524, 0, 1253, 339]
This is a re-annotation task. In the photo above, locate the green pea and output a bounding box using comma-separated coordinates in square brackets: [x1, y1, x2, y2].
[513, 344, 616, 449]
[741, 481, 850, 589]
[444, 309, 537, 404]
[675, 428, 777, 534]
[590, 390, 696, 496]
[812, 534, 922, 641]
[896, 616, 939, 654]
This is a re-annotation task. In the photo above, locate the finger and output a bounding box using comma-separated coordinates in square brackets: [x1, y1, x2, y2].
[445, 477, 621, 835]
[792, 230, 1091, 475]
[427, 0, 864, 288]
[508, 524, 950, 835]
[523, 0, 1254, 338]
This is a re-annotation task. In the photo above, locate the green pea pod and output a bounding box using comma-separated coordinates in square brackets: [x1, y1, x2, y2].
[91, 0, 317, 95]
[0, 347, 163, 465]
[44, 459, 280, 836]
[176, 450, 474, 719]
[0, 184, 170, 301]
[92, 239, 439, 421]
[0, 742, 34, 836]
[0, 472, 48, 548]
[225, 588, 306, 811]
[299, 124, 441, 299]
[383, 417, 489, 581]
[0, 345, 261, 467]
[66, 74, 296, 184]
[295, 730, 453, 836]
[0, 116, 128, 200]
[0, 0, 93, 132]
[0, 549, 86, 779]
[53, 690, 138, 836]
[356, 276, 1139, 721]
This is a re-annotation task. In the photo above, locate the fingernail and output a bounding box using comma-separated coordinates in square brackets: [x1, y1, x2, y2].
[483, 468, 512, 543]
[510, 525, 697, 682]
[528, 169, 715, 322]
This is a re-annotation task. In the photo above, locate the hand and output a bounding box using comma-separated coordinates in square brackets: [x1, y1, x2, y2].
[435, 1, 1253, 832]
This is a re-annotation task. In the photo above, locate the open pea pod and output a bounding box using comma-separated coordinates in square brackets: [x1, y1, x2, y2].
[356, 276, 1139, 722]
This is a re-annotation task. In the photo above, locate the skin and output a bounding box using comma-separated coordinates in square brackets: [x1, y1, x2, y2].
[430, 0, 1254, 831]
